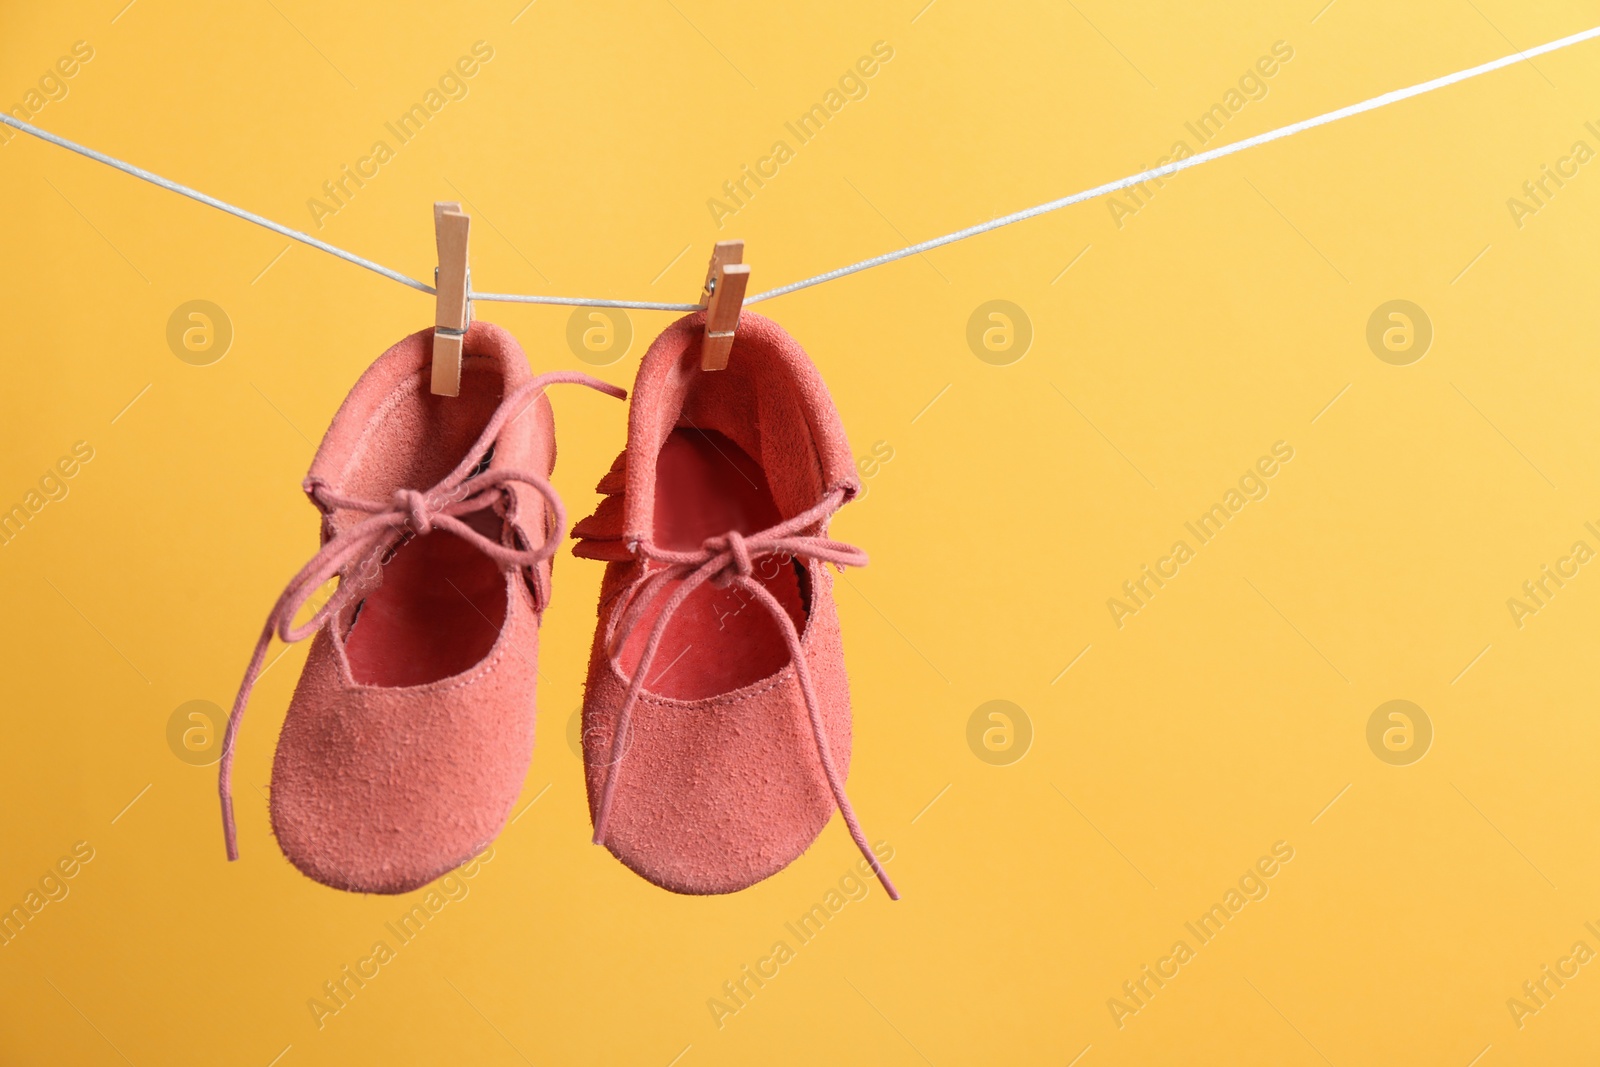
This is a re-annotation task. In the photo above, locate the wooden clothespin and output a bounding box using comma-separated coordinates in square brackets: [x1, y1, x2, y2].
[699, 240, 750, 371]
[431, 202, 471, 396]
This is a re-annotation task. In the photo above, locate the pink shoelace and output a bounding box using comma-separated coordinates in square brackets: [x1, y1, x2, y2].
[218, 371, 626, 860]
[592, 490, 899, 899]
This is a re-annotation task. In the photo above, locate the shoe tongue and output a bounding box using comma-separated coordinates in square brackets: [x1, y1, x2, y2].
[304, 323, 535, 533]
[623, 311, 859, 545]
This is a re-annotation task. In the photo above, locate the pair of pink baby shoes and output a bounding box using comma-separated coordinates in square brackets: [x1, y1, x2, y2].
[217, 312, 896, 900]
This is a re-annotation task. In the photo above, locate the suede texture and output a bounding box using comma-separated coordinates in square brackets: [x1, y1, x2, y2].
[574, 311, 866, 895]
[268, 322, 552, 894]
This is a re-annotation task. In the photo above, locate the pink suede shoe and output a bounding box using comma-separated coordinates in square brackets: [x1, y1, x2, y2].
[218, 322, 623, 894]
[572, 311, 897, 898]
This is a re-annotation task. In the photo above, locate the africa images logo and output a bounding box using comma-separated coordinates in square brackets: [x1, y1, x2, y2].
[705, 41, 895, 228]
[1106, 442, 1295, 628]
[304, 42, 495, 229]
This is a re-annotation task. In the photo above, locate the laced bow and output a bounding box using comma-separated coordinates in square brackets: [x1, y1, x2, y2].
[592, 490, 898, 899]
[218, 371, 626, 860]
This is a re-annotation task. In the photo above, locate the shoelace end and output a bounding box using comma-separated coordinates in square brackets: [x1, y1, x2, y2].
[222, 795, 239, 861]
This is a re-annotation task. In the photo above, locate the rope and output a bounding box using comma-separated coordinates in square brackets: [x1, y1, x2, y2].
[469, 291, 702, 311]
[745, 22, 1600, 305]
[3, 22, 1596, 309]
[0, 111, 435, 294]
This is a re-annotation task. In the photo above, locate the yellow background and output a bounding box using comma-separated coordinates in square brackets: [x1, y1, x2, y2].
[2, 0, 1599, 1063]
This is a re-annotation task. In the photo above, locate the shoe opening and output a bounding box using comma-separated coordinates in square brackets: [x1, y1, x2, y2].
[621, 427, 809, 700]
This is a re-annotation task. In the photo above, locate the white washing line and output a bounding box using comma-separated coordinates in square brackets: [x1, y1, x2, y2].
[2, 22, 1595, 310]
